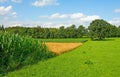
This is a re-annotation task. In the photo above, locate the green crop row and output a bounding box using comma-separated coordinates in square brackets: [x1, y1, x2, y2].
[0, 33, 55, 76]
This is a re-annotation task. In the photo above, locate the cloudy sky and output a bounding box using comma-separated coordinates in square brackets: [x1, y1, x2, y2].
[0, 0, 120, 28]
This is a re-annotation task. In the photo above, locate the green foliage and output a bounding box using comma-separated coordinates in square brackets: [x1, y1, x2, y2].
[44, 28, 50, 38]
[88, 19, 113, 40]
[117, 26, 120, 37]
[5, 25, 88, 39]
[0, 25, 5, 33]
[77, 25, 86, 38]
[57, 26, 65, 38]
[65, 24, 77, 38]
[5, 38, 120, 77]
[39, 38, 89, 43]
[2, 19, 120, 39]
[0, 33, 55, 75]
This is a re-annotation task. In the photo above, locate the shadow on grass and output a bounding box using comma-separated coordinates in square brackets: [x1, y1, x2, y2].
[91, 38, 115, 41]
[80, 40, 88, 43]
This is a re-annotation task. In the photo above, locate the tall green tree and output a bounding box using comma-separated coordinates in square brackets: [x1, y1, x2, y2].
[0, 25, 5, 31]
[58, 26, 65, 38]
[65, 24, 77, 38]
[77, 25, 86, 38]
[117, 26, 120, 37]
[109, 26, 118, 37]
[44, 28, 50, 38]
[88, 19, 112, 40]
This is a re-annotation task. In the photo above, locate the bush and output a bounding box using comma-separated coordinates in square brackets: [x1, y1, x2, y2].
[80, 40, 88, 43]
[0, 33, 55, 75]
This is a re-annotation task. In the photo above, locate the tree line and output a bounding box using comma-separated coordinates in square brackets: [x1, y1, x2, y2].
[0, 19, 120, 39]
[0, 25, 87, 38]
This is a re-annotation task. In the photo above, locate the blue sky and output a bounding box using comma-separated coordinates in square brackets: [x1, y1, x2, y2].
[0, 0, 120, 28]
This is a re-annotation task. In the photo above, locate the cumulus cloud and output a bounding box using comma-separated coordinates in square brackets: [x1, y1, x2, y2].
[39, 13, 100, 27]
[80, 15, 100, 22]
[109, 18, 120, 26]
[32, 0, 59, 7]
[0, 6, 12, 15]
[40, 13, 68, 19]
[115, 9, 120, 13]
[0, 5, 17, 20]
[70, 13, 84, 19]
[50, 13, 68, 19]
[1, 12, 100, 28]
[40, 13, 100, 20]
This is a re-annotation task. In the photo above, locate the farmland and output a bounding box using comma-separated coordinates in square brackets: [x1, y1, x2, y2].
[1, 0, 120, 77]
[46, 42, 83, 54]
[4, 38, 120, 77]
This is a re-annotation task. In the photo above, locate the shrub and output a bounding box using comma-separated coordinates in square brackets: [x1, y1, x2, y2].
[0, 33, 55, 75]
[80, 40, 88, 43]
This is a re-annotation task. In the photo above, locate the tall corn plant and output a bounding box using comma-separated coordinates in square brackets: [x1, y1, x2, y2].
[0, 33, 55, 75]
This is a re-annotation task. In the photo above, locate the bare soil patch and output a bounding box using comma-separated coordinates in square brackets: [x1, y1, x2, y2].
[45, 42, 83, 54]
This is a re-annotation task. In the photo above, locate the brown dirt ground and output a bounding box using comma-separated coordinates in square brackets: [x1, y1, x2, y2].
[45, 42, 83, 54]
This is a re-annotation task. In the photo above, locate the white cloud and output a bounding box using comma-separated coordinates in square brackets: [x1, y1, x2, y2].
[0, 0, 22, 3]
[109, 18, 120, 26]
[40, 13, 100, 20]
[11, 0, 22, 3]
[39, 13, 100, 27]
[70, 13, 84, 19]
[115, 9, 120, 13]
[32, 0, 59, 7]
[0, 5, 18, 20]
[2, 13, 96, 28]
[50, 13, 68, 19]
[0, 6, 13, 15]
[80, 15, 100, 22]
[40, 13, 68, 19]
[12, 12, 17, 15]
[1, 12, 100, 28]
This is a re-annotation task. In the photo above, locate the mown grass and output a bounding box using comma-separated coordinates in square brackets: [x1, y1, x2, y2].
[4, 38, 120, 77]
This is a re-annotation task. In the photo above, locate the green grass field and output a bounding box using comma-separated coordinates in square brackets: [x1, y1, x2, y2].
[39, 38, 89, 43]
[4, 38, 120, 77]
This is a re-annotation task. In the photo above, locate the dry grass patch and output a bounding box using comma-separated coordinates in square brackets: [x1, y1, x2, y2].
[45, 42, 83, 54]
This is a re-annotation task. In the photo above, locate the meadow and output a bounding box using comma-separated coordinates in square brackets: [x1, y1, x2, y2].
[39, 38, 89, 43]
[4, 38, 120, 77]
